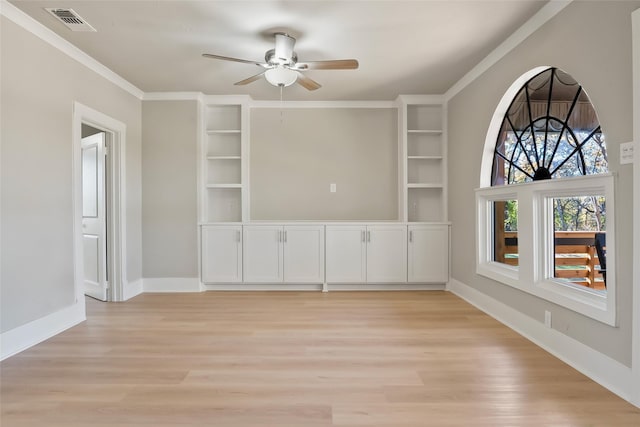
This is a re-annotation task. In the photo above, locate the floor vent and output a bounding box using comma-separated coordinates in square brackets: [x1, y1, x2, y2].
[45, 8, 96, 32]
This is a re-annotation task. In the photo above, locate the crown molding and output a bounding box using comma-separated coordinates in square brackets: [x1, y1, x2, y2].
[396, 95, 444, 105]
[249, 100, 398, 109]
[443, 0, 573, 102]
[0, 0, 144, 100]
[143, 92, 205, 102]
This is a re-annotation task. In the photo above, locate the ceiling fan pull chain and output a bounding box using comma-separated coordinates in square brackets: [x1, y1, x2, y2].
[280, 84, 284, 124]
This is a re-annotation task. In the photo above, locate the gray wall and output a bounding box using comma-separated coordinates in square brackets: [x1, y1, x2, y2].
[1, 17, 143, 333]
[250, 108, 398, 220]
[141, 101, 198, 278]
[448, 1, 639, 366]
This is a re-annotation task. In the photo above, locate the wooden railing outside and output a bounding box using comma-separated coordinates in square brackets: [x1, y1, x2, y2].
[497, 231, 605, 290]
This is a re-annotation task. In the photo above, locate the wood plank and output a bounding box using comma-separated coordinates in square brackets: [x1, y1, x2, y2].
[1, 292, 638, 426]
[555, 269, 590, 278]
[555, 256, 590, 266]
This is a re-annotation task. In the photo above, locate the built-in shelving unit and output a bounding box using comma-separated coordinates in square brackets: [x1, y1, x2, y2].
[200, 98, 248, 223]
[199, 95, 449, 289]
[399, 96, 447, 222]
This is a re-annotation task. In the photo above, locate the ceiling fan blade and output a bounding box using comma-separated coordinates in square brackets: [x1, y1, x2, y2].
[202, 53, 268, 68]
[295, 72, 321, 91]
[294, 59, 359, 70]
[233, 71, 266, 86]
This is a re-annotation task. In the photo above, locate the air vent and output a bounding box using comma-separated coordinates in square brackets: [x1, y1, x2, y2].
[45, 8, 96, 32]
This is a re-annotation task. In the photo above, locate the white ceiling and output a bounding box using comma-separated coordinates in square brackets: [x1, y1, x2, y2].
[10, 0, 548, 100]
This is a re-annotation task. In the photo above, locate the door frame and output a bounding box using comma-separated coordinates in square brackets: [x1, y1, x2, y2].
[631, 7, 640, 408]
[73, 102, 127, 302]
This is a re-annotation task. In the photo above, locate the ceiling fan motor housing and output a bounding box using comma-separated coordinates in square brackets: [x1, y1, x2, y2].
[272, 33, 297, 65]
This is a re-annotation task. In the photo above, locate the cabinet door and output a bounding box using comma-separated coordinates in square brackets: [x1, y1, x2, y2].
[408, 225, 449, 283]
[366, 225, 408, 283]
[326, 226, 366, 283]
[283, 226, 325, 283]
[201, 225, 242, 283]
[243, 226, 283, 282]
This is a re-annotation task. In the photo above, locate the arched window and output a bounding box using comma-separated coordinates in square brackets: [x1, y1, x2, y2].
[476, 67, 616, 325]
[491, 67, 608, 185]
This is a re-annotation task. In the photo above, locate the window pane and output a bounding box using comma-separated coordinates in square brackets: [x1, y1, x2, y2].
[493, 200, 518, 267]
[491, 68, 608, 186]
[552, 196, 606, 291]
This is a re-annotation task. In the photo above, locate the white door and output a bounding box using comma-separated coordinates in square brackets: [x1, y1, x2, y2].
[283, 226, 325, 283]
[243, 226, 283, 282]
[408, 225, 449, 283]
[366, 225, 407, 283]
[81, 133, 108, 300]
[325, 226, 367, 283]
[201, 225, 242, 283]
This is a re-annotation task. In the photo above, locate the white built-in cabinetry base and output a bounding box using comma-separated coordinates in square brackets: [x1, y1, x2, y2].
[201, 222, 449, 290]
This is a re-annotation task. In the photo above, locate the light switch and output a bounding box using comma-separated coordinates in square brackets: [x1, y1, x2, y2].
[330, 183, 337, 193]
[620, 141, 634, 165]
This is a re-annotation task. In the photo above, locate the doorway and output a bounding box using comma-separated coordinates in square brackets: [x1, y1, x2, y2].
[81, 125, 109, 300]
[73, 102, 127, 303]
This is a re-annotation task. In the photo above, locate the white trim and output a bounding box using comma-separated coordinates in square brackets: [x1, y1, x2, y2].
[443, 1, 572, 102]
[203, 95, 252, 105]
[327, 283, 445, 291]
[447, 278, 633, 402]
[123, 279, 144, 301]
[143, 278, 203, 292]
[631, 7, 640, 408]
[143, 92, 205, 102]
[475, 174, 617, 325]
[203, 284, 322, 291]
[73, 102, 128, 303]
[249, 100, 398, 109]
[0, 301, 85, 361]
[200, 283, 444, 291]
[396, 95, 444, 105]
[0, 0, 143, 100]
[478, 66, 550, 188]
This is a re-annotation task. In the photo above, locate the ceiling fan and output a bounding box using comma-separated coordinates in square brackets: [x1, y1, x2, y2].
[202, 33, 359, 91]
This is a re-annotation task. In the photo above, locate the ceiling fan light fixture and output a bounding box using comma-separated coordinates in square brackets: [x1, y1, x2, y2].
[265, 66, 297, 87]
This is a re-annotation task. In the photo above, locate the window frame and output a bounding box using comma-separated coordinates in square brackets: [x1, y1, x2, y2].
[477, 173, 616, 325]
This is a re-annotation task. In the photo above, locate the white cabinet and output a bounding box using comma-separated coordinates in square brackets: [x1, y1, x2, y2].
[202, 223, 447, 286]
[325, 226, 367, 283]
[408, 224, 449, 283]
[326, 225, 407, 283]
[367, 225, 408, 282]
[201, 225, 242, 283]
[283, 226, 325, 283]
[243, 225, 324, 283]
[243, 225, 282, 282]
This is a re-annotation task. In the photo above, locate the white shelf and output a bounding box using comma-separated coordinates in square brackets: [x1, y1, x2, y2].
[206, 129, 241, 134]
[404, 101, 446, 223]
[202, 103, 245, 223]
[407, 129, 442, 135]
[206, 184, 242, 189]
[407, 183, 443, 189]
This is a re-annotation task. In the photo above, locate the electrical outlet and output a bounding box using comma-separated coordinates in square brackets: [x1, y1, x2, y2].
[544, 310, 552, 328]
[330, 183, 337, 193]
[620, 141, 634, 165]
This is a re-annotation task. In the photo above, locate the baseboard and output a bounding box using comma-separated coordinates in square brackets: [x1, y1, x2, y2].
[143, 277, 202, 292]
[0, 301, 86, 361]
[447, 278, 633, 403]
[203, 283, 323, 291]
[328, 283, 446, 291]
[123, 279, 143, 300]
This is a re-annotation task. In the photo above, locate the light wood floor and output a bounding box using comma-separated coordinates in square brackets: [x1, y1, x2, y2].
[2, 291, 639, 426]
